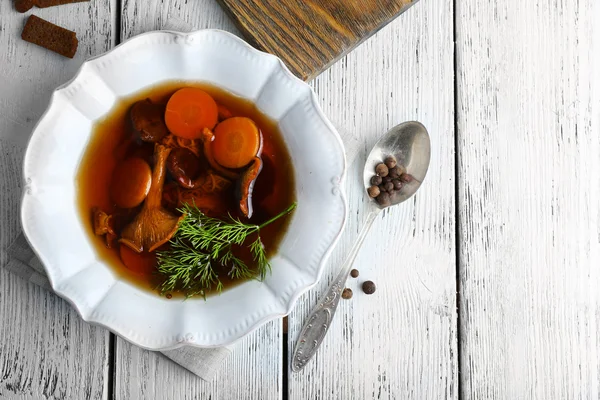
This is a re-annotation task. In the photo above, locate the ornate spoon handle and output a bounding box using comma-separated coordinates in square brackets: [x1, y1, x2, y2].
[291, 209, 380, 372]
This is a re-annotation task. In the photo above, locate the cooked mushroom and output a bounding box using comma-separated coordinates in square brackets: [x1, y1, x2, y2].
[162, 171, 231, 212]
[236, 156, 262, 218]
[161, 134, 202, 158]
[92, 208, 115, 236]
[119, 144, 184, 253]
[92, 208, 118, 249]
[130, 99, 169, 143]
[166, 148, 204, 188]
[167, 147, 232, 191]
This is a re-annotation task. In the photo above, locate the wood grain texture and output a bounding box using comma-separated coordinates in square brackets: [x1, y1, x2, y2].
[0, 1, 115, 399]
[116, 2, 282, 399]
[217, 0, 418, 80]
[288, 1, 457, 399]
[115, 320, 281, 400]
[120, 0, 240, 40]
[456, 0, 600, 398]
[0, 270, 110, 400]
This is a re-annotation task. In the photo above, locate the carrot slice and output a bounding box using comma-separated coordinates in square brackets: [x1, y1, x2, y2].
[200, 128, 239, 180]
[165, 88, 218, 139]
[119, 245, 157, 275]
[110, 157, 152, 208]
[212, 117, 261, 169]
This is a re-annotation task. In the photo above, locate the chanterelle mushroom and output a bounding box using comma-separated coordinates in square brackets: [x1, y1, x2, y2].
[236, 156, 262, 218]
[92, 208, 115, 236]
[92, 207, 118, 249]
[119, 144, 183, 253]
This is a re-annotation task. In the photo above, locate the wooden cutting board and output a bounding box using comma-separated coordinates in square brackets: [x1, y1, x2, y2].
[217, 0, 419, 81]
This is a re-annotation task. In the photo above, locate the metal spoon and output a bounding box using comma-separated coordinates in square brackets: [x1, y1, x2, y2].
[291, 121, 431, 372]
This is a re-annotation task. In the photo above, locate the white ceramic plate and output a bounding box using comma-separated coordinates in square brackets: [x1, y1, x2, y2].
[21, 30, 347, 349]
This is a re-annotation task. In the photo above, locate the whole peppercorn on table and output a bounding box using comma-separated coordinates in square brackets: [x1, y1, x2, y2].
[1, 0, 599, 399]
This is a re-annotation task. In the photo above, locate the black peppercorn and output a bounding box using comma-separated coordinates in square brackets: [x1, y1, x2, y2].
[400, 173, 414, 183]
[367, 185, 380, 198]
[379, 183, 387, 192]
[375, 163, 389, 177]
[376, 192, 391, 207]
[383, 176, 392, 183]
[392, 179, 403, 191]
[388, 166, 401, 179]
[384, 156, 397, 169]
[384, 181, 394, 192]
[342, 288, 353, 299]
[362, 281, 376, 295]
[350, 269, 359, 278]
[370, 175, 382, 186]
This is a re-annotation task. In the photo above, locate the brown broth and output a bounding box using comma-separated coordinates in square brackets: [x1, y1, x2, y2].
[76, 81, 295, 296]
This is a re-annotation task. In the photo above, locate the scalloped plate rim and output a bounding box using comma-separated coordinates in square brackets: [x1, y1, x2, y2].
[20, 29, 348, 350]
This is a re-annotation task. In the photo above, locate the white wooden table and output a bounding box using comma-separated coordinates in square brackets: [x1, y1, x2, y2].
[1, 1, 598, 399]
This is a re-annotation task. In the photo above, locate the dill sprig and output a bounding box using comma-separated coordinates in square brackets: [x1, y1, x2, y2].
[156, 202, 297, 298]
[156, 238, 223, 298]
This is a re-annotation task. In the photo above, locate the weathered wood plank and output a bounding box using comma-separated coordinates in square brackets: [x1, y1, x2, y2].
[217, 0, 418, 80]
[0, 1, 115, 399]
[456, 0, 600, 398]
[120, 0, 240, 41]
[115, 2, 282, 399]
[0, 270, 110, 400]
[116, 320, 281, 400]
[288, 1, 457, 398]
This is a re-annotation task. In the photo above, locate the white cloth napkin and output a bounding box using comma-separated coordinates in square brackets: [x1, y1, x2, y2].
[4, 233, 233, 380]
[1, 17, 361, 381]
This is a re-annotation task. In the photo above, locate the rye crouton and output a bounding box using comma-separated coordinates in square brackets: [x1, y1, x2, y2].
[15, 0, 89, 12]
[21, 15, 78, 58]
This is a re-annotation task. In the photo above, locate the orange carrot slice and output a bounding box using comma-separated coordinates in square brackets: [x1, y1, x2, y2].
[200, 128, 239, 180]
[165, 88, 218, 139]
[212, 117, 261, 169]
[119, 245, 157, 275]
[110, 157, 152, 208]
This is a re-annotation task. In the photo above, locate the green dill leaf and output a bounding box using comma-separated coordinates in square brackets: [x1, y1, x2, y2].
[156, 202, 297, 299]
[250, 236, 270, 280]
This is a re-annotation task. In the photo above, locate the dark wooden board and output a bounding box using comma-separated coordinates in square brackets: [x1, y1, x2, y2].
[217, 0, 419, 81]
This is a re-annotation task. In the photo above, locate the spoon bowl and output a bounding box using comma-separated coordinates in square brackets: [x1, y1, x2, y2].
[364, 121, 431, 208]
